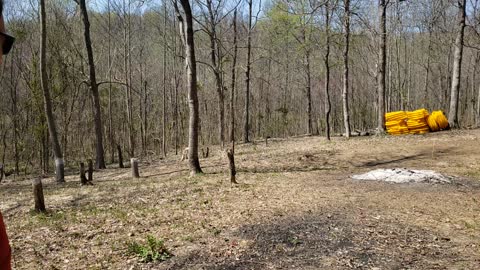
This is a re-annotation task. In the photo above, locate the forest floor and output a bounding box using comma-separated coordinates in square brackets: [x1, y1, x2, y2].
[1, 130, 480, 269]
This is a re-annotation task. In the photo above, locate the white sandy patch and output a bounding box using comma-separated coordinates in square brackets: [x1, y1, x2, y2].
[352, 168, 451, 184]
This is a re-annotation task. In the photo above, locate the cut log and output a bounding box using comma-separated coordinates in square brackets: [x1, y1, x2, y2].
[131, 158, 140, 178]
[226, 149, 238, 184]
[32, 178, 46, 213]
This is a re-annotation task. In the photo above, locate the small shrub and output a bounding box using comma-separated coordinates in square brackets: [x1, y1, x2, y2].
[127, 235, 172, 262]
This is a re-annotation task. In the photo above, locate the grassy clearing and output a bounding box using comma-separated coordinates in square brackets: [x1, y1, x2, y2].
[1, 130, 480, 269]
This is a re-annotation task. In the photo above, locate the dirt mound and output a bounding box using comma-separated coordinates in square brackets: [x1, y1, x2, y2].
[352, 168, 451, 184]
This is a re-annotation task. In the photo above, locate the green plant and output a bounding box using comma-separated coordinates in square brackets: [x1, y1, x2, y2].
[127, 235, 172, 262]
[288, 236, 302, 246]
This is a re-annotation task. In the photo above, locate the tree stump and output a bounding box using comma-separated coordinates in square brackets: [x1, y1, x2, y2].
[87, 159, 93, 183]
[32, 178, 46, 213]
[80, 162, 88, 185]
[226, 149, 237, 184]
[117, 145, 124, 168]
[202, 147, 210, 158]
[181, 148, 189, 161]
[131, 158, 140, 178]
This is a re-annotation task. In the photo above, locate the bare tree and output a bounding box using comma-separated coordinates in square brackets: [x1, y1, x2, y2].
[324, 1, 332, 140]
[448, 0, 466, 128]
[377, 0, 387, 133]
[174, 0, 203, 175]
[107, 0, 115, 164]
[163, 2, 168, 157]
[40, 0, 65, 183]
[198, 0, 227, 148]
[244, 0, 253, 143]
[230, 8, 238, 151]
[342, 0, 351, 138]
[76, 0, 106, 169]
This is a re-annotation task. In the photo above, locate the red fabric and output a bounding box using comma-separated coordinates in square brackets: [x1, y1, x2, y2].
[0, 212, 11, 270]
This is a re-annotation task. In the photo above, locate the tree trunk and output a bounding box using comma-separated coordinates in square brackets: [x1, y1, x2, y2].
[423, 31, 432, 107]
[117, 144, 124, 168]
[324, 2, 332, 141]
[78, 0, 106, 169]
[80, 162, 88, 185]
[176, 0, 203, 175]
[342, 0, 352, 138]
[108, 0, 115, 165]
[377, 0, 387, 133]
[303, 33, 313, 135]
[124, 0, 135, 158]
[226, 149, 237, 184]
[173, 14, 179, 156]
[87, 159, 93, 182]
[448, 0, 466, 128]
[40, 0, 65, 183]
[206, 0, 226, 149]
[244, 0, 253, 143]
[163, 2, 168, 157]
[230, 9, 238, 153]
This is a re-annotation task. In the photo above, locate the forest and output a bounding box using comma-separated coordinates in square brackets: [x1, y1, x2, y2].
[1, 1, 480, 269]
[0, 0, 477, 177]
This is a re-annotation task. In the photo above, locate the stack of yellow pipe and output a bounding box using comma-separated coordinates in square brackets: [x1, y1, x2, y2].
[427, 111, 449, 131]
[406, 109, 430, 134]
[385, 109, 448, 135]
[385, 111, 409, 135]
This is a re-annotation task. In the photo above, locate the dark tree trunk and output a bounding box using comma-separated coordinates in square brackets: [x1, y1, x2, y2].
[324, 2, 332, 141]
[80, 162, 88, 185]
[117, 144, 124, 168]
[78, 0, 106, 169]
[226, 149, 237, 184]
[87, 159, 93, 182]
[306, 52, 313, 135]
[244, 0, 253, 143]
[377, 0, 387, 133]
[230, 9, 238, 153]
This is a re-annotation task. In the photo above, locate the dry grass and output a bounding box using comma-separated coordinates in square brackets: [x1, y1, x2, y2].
[1, 130, 480, 269]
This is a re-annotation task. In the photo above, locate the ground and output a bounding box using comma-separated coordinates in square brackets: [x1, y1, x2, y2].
[1, 130, 480, 269]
